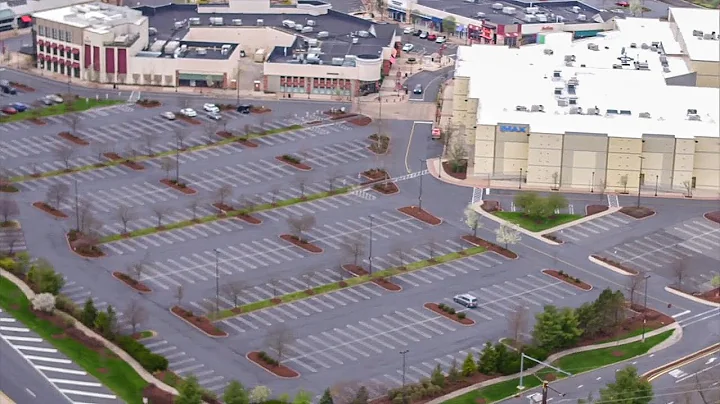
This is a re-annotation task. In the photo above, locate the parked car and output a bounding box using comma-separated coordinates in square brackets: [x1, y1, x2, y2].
[413, 29, 423, 36]
[427, 33, 437, 41]
[453, 294, 478, 308]
[46, 94, 64, 103]
[402, 43, 414, 52]
[160, 111, 176, 120]
[202, 103, 219, 113]
[237, 104, 252, 114]
[403, 26, 414, 34]
[206, 111, 222, 120]
[180, 108, 197, 117]
[2, 106, 17, 115]
[1, 85, 17, 95]
[435, 36, 447, 44]
[616, 1, 629, 6]
[413, 84, 423, 94]
[38, 97, 53, 106]
[11, 102, 28, 112]
[419, 31, 428, 39]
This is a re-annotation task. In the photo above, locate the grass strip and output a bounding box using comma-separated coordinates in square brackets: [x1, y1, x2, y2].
[0, 276, 148, 403]
[99, 186, 354, 243]
[10, 124, 305, 183]
[0, 99, 123, 124]
[443, 330, 674, 404]
[493, 211, 583, 233]
[211, 246, 487, 321]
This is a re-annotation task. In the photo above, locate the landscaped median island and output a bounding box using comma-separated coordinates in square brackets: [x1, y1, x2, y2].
[363, 168, 400, 195]
[590, 254, 640, 275]
[247, 351, 300, 378]
[211, 244, 489, 321]
[343, 264, 401, 291]
[399, 206, 443, 225]
[171, 306, 227, 337]
[462, 235, 517, 259]
[425, 303, 474, 325]
[67, 229, 105, 258]
[0, 97, 123, 124]
[276, 154, 312, 171]
[32, 201, 68, 218]
[280, 234, 323, 253]
[619, 206, 656, 219]
[541, 269, 592, 291]
[160, 178, 197, 195]
[113, 271, 152, 293]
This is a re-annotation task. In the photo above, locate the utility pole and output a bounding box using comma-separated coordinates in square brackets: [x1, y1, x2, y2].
[591, 171, 595, 193]
[400, 350, 409, 404]
[175, 137, 180, 183]
[214, 248, 220, 314]
[641, 274, 651, 342]
[637, 156, 645, 208]
[519, 168, 523, 190]
[654, 174, 659, 197]
[418, 158, 425, 210]
[368, 215, 374, 275]
[74, 178, 80, 232]
[518, 353, 572, 390]
[541, 381, 549, 404]
[236, 58, 241, 105]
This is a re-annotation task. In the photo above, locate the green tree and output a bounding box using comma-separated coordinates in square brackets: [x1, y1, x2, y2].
[353, 386, 369, 404]
[14, 252, 32, 277]
[94, 312, 109, 335]
[514, 192, 553, 220]
[493, 343, 510, 371]
[223, 380, 249, 404]
[593, 288, 626, 328]
[599, 366, 653, 404]
[576, 302, 602, 338]
[545, 193, 568, 213]
[712, 275, 720, 297]
[477, 342, 498, 374]
[176, 375, 203, 404]
[430, 364, 445, 387]
[558, 307, 582, 348]
[294, 390, 313, 404]
[318, 388, 334, 404]
[80, 297, 98, 327]
[442, 16, 457, 33]
[26, 259, 65, 295]
[532, 305, 582, 351]
[448, 358, 461, 382]
[461, 352, 477, 376]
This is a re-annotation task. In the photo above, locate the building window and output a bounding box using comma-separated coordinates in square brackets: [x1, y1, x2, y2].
[51, 28, 57, 39]
[59, 30, 65, 41]
[59, 49, 64, 57]
[53, 47, 57, 55]
[74, 68, 80, 78]
[38, 26, 44, 36]
[73, 51, 79, 61]
[66, 31, 72, 42]
[39, 44, 44, 52]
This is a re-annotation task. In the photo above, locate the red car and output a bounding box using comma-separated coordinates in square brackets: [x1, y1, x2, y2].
[1, 106, 17, 115]
[616, 1, 629, 6]
[427, 33, 437, 41]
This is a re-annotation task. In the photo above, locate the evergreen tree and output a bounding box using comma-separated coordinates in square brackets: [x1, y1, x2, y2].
[223, 380, 249, 404]
[477, 342, 498, 374]
[599, 366, 653, 404]
[318, 388, 334, 404]
[448, 358, 461, 382]
[81, 297, 97, 327]
[175, 375, 203, 404]
[353, 386, 369, 404]
[293, 390, 313, 404]
[461, 352, 477, 376]
[493, 343, 509, 370]
[430, 364, 445, 387]
[532, 305, 582, 351]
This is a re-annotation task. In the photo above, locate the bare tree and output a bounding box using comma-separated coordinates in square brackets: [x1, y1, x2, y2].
[74, 216, 103, 251]
[393, 245, 407, 268]
[91, 142, 107, 160]
[671, 260, 688, 287]
[125, 299, 148, 334]
[116, 205, 136, 234]
[682, 180, 693, 198]
[174, 128, 188, 150]
[203, 122, 219, 144]
[68, 113, 83, 138]
[55, 146, 76, 170]
[327, 172, 341, 193]
[124, 143, 140, 161]
[626, 272, 646, 307]
[221, 281, 246, 307]
[266, 325, 294, 365]
[174, 284, 184, 306]
[286, 215, 316, 241]
[426, 239, 438, 260]
[187, 198, 202, 221]
[330, 382, 363, 404]
[302, 271, 315, 289]
[215, 184, 233, 208]
[152, 205, 171, 228]
[269, 278, 279, 298]
[0, 198, 19, 224]
[45, 183, 70, 210]
[507, 305, 529, 345]
[270, 187, 280, 205]
[76, 199, 94, 233]
[160, 157, 177, 179]
[342, 235, 365, 265]
[496, 223, 521, 249]
[297, 176, 308, 199]
[4, 231, 21, 256]
[142, 133, 159, 156]
[127, 261, 145, 282]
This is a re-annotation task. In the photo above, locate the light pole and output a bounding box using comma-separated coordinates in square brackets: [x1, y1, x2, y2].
[175, 137, 181, 183]
[654, 174, 659, 197]
[519, 168, 523, 189]
[591, 171, 595, 193]
[368, 215, 374, 274]
[636, 156, 645, 208]
[641, 274, 651, 342]
[74, 178, 80, 231]
[214, 248, 220, 314]
[418, 158, 425, 210]
[400, 350, 409, 404]
[236, 58, 241, 104]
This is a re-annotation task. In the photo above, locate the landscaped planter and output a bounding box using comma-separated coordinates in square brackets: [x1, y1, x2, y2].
[442, 160, 468, 180]
[246, 351, 299, 378]
[361, 168, 388, 182]
[235, 213, 262, 225]
[170, 306, 227, 337]
[586, 205, 609, 216]
[103, 152, 144, 170]
[113, 271, 152, 293]
[59, 131, 89, 146]
[541, 234, 563, 244]
[11, 82, 35, 92]
[590, 254, 639, 275]
[29, 118, 47, 125]
[280, 234, 323, 253]
[342, 264, 401, 291]
[276, 155, 311, 171]
[349, 116, 372, 126]
[135, 99, 161, 108]
[542, 269, 591, 291]
[160, 179, 197, 195]
[32, 202, 68, 218]
[66, 230, 105, 258]
[177, 115, 201, 125]
[704, 211, 720, 224]
[481, 200, 500, 213]
[398, 206, 442, 225]
[250, 106, 272, 114]
[619, 206, 655, 219]
[462, 235, 518, 259]
[424, 303, 475, 325]
[372, 182, 399, 195]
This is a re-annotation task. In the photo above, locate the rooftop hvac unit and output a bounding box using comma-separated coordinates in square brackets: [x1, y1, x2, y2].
[577, 14, 586, 21]
[492, 3, 503, 10]
[663, 66, 671, 73]
[196, 47, 207, 55]
[358, 30, 370, 37]
[307, 38, 318, 47]
[564, 55, 576, 63]
[635, 61, 649, 70]
[544, 48, 554, 55]
[535, 14, 547, 22]
[530, 104, 545, 112]
[613, 64, 622, 69]
[282, 20, 295, 28]
[295, 24, 303, 31]
[525, 6, 539, 14]
[552, 70, 561, 79]
[641, 43, 649, 49]
[702, 33, 714, 40]
[317, 31, 329, 38]
[256, 19, 264, 26]
[524, 14, 536, 22]
[619, 110, 631, 115]
[606, 109, 619, 115]
[651, 41, 660, 47]
[630, 42, 637, 48]
[232, 19, 243, 25]
[572, 5, 580, 13]
[557, 99, 569, 107]
[306, 19, 316, 26]
[587, 107, 599, 115]
[554, 87, 563, 95]
[587, 43, 599, 51]
[639, 112, 651, 118]
[174, 20, 185, 29]
[567, 77, 579, 86]
[687, 108, 697, 115]
[502, 7, 516, 14]
[352, 37, 359, 44]
[688, 114, 701, 121]
[515, 105, 528, 112]
[189, 17, 200, 25]
[209, 17, 224, 26]
[569, 107, 580, 114]
[692, 30, 703, 37]
[331, 57, 344, 66]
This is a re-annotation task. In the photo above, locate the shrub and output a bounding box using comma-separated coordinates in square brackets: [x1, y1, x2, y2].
[438, 303, 446, 310]
[281, 154, 301, 164]
[0, 257, 16, 271]
[115, 335, 168, 372]
[522, 346, 549, 362]
[426, 384, 442, 397]
[419, 377, 431, 389]
[27, 263, 65, 295]
[391, 395, 404, 404]
[54, 294, 77, 314]
[457, 312, 466, 319]
[558, 270, 565, 276]
[31, 293, 56, 312]
[447, 307, 456, 315]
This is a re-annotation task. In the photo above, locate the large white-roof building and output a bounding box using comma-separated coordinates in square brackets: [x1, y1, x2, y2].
[451, 16, 720, 196]
[667, 7, 720, 87]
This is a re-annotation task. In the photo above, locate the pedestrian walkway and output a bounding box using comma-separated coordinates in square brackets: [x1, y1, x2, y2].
[0, 308, 121, 403]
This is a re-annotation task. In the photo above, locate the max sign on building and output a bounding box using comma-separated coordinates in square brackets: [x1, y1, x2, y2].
[499, 125, 528, 133]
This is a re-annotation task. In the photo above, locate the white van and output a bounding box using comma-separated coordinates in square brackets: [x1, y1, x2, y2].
[453, 294, 478, 308]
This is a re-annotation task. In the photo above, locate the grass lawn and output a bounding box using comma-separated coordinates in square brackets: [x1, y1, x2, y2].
[0, 276, 148, 403]
[444, 330, 674, 404]
[0, 99, 123, 123]
[494, 211, 582, 232]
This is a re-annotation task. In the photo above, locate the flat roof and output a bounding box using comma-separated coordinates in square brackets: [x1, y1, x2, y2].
[455, 23, 720, 139]
[33, 2, 145, 30]
[669, 7, 720, 62]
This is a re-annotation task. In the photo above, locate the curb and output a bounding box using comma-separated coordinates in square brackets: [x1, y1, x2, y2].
[540, 269, 593, 292]
[643, 342, 720, 381]
[245, 352, 301, 379]
[397, 206, 444, 226]
[588, 255, 636, 276]
[169, 308, 228, 338]
[664, 286, 720, 308]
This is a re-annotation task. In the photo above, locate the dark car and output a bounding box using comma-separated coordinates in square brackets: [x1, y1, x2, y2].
[1, 85, 17, 95]
[413, 84, 423, 94]
[237, 104, 252, 114]
[413, 29, 422, 36]
[11, 102, 28, 112]
[2, 106, 18, 115]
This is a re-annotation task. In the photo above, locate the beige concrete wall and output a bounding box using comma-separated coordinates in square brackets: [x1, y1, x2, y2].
[641, 135, 675, 187]
[493, 128, 528, 177]
[562, 133, 608, 190]
[472, 125, 495, 176]
[692, 60, 720, 88]
[672, 138, 695, 190]
[604, 137, 643, 191]
[182, 27, 295, 55]
[263, 59, 381, 81]
[527, 133, 562, 188]
[693, 136, 720, 190]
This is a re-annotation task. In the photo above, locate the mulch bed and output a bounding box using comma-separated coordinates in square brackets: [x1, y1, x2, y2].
[591, 254, 639, 275]
[11, 82, 35, 92]
[480, 200, 500, 213]
[586, 205, 609, 216]
[251, 107, 272, 114]
[247, 351, 299, 378]
[276, 156, 311, 171]
[371, 374, 496, 404]
[112, 271, 151, 293]
[237, 139, 259, 147]
[235, 214, 262, 225]
[142, 384, 175, 404]
[372, 182, 399, 195]
[425, 303, 475, 325]
[171, 306, 227, 337]
[619, 206, 655, 219]
[342, 264, 401, 291]
[32, 202, 68, 218]
[704, 211, 720, 224]
[349, 116, 371, 126]
[58, 131, 89, 146]
[103, 152, 145, 170]
[327, 112, 357, 120]
[160, 179, 197, 195]
[398, 206, 442, 225]
[542, 269, 591, 291]
[135, 99, 161, 108]
[541, 234, 563, 244]
[280, 234, 323, 253]
[698, 288, 720, 303]
[575, 305, 674, 347]
[66, 231, 105, 258]
[177, 115, 201, 125]
[462, 235, 518, 259]
[216, 130, 233, 139]
[362, 168, 388, 182]
[442, 161, 468, 180]
[217, 131, 260, 147]
[29, 118, 47, 125]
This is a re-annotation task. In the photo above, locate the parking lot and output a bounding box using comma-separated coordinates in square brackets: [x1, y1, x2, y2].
[547, 213, 632, 243]
[597, 216, 720, 286]
[0, 227, 26, 255]
[0, 308, 120, 403]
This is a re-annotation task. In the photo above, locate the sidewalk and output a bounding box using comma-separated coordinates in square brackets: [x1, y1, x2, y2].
[0, 391, 15, 404]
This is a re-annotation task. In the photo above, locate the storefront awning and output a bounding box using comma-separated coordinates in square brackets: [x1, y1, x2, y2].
[178, 73, 224, 81]
[20, 15, 31, 23]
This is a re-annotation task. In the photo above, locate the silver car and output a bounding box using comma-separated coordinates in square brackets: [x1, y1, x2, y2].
[47, 94, 64, 103]
[160, 111, 176, 120]
[206, 111, 222, 120]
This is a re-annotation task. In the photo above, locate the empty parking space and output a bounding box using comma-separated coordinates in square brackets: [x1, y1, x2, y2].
[549, 214, 631, 242]
[0, 227, 26, 255]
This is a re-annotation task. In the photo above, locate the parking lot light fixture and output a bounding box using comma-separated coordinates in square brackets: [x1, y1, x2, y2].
[637, 156, 645, 208]
[591, 171, 595, 193]
[400, 350, 409, 404]
[641, 274, 651, 342]
[519, 168, 523, 189]
[214, 248, 220, 314]
[418, 158, 425, 210]
[74, 178, 80, 232]
[368, 215, 374, 275]
[655, 174, 659, 197]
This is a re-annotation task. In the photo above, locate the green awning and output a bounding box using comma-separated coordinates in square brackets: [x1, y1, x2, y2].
[178, 73, 224, 81]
